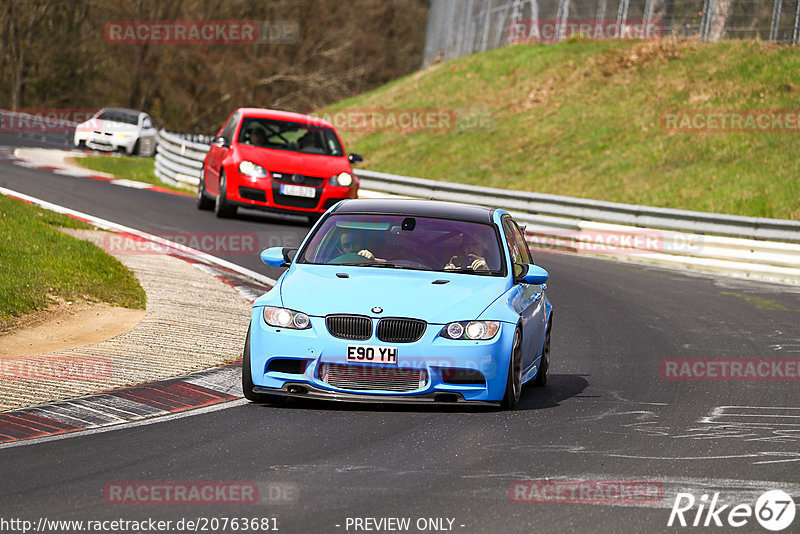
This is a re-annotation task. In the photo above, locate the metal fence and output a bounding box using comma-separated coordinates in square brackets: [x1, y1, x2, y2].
[154, 129, 800, 242]
[424, 0, 800, 64]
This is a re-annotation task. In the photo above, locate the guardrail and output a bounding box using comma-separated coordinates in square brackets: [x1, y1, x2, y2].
[155, 130, 209, 186]
[154, 129, 208, 187]
[154, 129, 800, 283]
[0, 109, 78, 146]
[355, 169, 800, 244]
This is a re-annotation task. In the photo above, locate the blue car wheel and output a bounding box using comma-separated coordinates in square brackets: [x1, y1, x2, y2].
[501, 327, 523, 409]
[533, 321, 551, 387]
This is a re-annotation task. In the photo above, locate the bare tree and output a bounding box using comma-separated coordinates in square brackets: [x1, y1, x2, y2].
[0, 0, 428, 131]
[709, 0, 735, 40]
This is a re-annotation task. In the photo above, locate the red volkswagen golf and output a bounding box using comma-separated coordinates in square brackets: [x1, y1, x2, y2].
[198, 108, 362, 222]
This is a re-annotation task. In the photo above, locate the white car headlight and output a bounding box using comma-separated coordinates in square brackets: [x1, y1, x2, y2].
[329, 172, 352, 187]
[263, 306, 311, 329]
[239, 160, 268, 178]
[441, 321, 500, 340]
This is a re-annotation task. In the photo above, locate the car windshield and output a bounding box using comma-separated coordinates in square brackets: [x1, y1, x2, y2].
[299, 214, 505, 275]
[238, 117, 344, 157]
[96, 110, 139, 125]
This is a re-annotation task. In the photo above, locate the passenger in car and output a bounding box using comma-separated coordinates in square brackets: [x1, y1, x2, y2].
[444, 235, 490, 271]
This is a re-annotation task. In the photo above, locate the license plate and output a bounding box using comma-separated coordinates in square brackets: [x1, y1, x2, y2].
[280, 184, 316, 198]
[347, 345, 398, 364]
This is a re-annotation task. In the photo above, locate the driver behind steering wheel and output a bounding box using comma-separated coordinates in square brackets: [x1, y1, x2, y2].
[337, 230, 384, 262]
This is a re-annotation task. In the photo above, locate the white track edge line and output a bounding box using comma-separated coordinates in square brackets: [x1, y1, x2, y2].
[0, 186, 278, 287]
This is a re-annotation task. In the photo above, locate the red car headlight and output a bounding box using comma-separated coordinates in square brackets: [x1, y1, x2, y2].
[239, 161, 268, 178]
[329, 172, 352, 187]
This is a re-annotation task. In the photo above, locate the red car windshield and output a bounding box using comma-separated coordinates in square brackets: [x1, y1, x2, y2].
[238, 117, 344, 157]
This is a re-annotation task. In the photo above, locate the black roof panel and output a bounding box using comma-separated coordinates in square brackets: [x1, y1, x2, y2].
[332, 198, 496, 223]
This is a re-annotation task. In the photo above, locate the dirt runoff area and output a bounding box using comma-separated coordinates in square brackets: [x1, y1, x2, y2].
[0, 300, 145, 358]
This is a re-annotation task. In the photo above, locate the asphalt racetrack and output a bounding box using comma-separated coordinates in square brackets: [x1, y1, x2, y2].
[1, 133, 798, 533]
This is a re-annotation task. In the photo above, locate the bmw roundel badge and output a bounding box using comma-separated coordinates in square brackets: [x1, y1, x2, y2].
[372, 306, 383, 314]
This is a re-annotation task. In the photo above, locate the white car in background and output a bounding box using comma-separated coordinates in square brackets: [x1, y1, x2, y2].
[74, 108, 158, 156]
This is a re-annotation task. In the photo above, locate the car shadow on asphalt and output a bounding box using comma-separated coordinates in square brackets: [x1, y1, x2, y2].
[247, 374, 589, 414]
[235, 207, 312, 228]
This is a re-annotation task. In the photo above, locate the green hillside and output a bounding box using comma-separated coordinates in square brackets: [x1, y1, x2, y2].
[324, 39, 800, 220]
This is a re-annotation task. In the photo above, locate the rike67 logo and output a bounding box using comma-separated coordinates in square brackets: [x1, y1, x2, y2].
[668, 490, 795, 531]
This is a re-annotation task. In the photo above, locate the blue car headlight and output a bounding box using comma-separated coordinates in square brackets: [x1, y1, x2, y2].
[262, 306, 311, 329]
[440, 321, 500, 340]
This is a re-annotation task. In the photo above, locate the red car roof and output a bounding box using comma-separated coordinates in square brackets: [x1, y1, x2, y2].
[234, 107, 334, 128]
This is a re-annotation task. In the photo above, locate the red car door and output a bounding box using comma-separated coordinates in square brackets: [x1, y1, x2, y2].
[205, 111, 239, 194]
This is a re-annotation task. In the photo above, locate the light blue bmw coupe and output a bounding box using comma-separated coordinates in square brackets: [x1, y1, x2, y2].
[243, 198, 552, 408]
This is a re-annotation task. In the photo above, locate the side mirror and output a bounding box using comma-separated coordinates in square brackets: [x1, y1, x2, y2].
[260, 247, 296, 267]
[348, 153, 363, 165]
[513, 263, 549, 285]
[283, 248, 297, 263]
[212, 135, 229, 148]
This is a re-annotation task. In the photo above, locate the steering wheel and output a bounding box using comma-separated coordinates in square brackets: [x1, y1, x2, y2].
[328, 252, 376, 265]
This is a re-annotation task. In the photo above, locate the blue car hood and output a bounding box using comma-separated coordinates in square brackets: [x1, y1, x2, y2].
[277, 265, 510, 324]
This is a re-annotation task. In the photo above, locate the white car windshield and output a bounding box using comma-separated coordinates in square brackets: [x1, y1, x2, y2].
[96, 110, 140, 125]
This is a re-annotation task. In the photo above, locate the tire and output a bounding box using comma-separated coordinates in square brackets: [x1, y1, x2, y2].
[214, 171, 236, 218]
[196, 169, 214, 210]
[131, 139, 140, 156]
[532, 322, 550, 387]
[501, 327, 523, 409]
[242, 326, 286, 405]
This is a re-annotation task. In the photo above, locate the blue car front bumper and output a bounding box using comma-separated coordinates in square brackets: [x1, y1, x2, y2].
[247, 310, 517, 404]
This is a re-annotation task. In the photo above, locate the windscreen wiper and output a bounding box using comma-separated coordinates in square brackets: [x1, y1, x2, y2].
[335, 262, 397, 268]
[438, 268, 501, 275]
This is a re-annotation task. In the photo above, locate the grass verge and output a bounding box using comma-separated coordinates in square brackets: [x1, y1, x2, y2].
[74, 154, 194, 193]
[0, 194, 146, 331]
[322, 39, 800, 220]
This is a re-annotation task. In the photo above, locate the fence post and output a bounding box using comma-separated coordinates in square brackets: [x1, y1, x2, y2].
[555, 0, 571, 41]
[509, 0, 523, 43]
[700, 0, 715, 40]
[480, 0, 492, 52]
[616, 0, 630, 38]
[770, 0, 783, 41]
[596, 0, 608, 25]
[643, 0, 654, 38]
[794, 0, 800, 44]
[496, 0, 516, 48]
